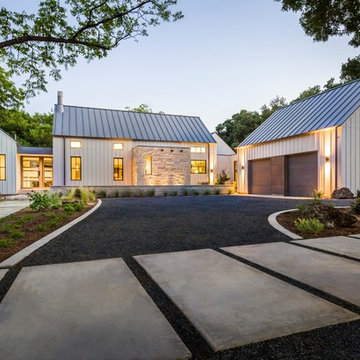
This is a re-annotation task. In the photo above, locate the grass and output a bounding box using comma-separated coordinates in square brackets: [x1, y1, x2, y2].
[0, 238, 14, 248]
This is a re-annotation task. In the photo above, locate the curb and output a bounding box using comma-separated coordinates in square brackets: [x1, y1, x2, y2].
[0, 199, 102, 269]
[268, 209, 303, 240]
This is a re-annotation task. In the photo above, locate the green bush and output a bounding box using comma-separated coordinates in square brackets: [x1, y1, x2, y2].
[62, 189, 76, 200]
[35, 224, 48, 232]
[312, 189, 324, 199]
[88, 189, 96, 201]
[351, 198, 360, 214]
[192, 189, 199, 196]
[163, 190, 168, 197]
[49, 193, 62, 209]
[121, 190, 133, 198]
[182, 189, 189, 196]
[15, 214, 35, 225]
[228, 189, 234, 195]
[0, 238, 14, 248]
[356, 189, 360, 198]
[74, 188, 82, 199]
[10, 229, 25, 240]
[169, 190, 178, 196]
[96, 190, 107, 198]
[145, 189, 156, 197]
[62, 203, 75, 215]
[216, 170, 230, 185]
[214, 188, 221, 195]
[28, 192, 51, 211]
[294, 218, 325, 234]
[134, 189, 145, 198]
[1, 223, 19, 234]
[81, 190, 89, 204]
[72, 202, 84, 212]
[203, 190, 210, 196]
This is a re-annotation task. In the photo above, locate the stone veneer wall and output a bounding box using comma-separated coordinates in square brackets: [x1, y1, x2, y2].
[132, 146, 191, 186]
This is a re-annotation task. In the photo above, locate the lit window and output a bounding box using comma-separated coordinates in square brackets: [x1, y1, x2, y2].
[191, 160, 206, 174]
[70, 156, 81, 181]
[191, 146, 206, 153]
[113, 158, 123, 181]
[71, 140, 82, 149]
[0, 154, 5, 180]
[145, 156, 152, 175]
[114, 143, 123, 150]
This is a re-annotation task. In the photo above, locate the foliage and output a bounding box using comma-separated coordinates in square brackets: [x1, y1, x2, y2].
[169, 190, 178, 196]
[216, 170, 230, 185]
[294, 218, 324, 234]
[95, 190, 107, 198]
[35, 224, 48, 232]
[351, 198, 360, 214]
[313, 189, 324, 199]
[181, 189, 189, 196]
[203, 189, 210, 195]
[357, 189, 360, 198]
[15, 214, 35, 225]
[0, 67, 24, 109]
[0, 1, 183, 96]
[74, 188, 82, 199]
[163, 190, 168, 197]
[10, 229, 25, 240]
[48, 193, 62, 209]
[214, 188, 221, 195]
[125, 104, 153, 113]
[145, 189, 156, 197]
[121, 190, 133, 197]
[290, 85, 321, 104]
[0, 238, 14, 248]
[28, 192, 51, 211]
[228, 189, 234, 195]
[192, 189, 199, 196]
[341, 56, 360, 82]
[62, 201, 84, 214]
[134, 189, 145, 197]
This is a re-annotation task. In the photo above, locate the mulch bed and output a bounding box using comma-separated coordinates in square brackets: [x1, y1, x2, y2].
[277, 208, 360, 239]
[0, 202, 96, 263]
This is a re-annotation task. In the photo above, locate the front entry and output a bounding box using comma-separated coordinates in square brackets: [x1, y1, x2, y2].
[21, 157, 53, 189]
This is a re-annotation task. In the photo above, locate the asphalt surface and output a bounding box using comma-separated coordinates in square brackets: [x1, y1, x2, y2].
[1, 195, 360, 359]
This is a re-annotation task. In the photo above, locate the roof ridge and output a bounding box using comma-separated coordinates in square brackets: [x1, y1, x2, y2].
[57, 104, 202, 119]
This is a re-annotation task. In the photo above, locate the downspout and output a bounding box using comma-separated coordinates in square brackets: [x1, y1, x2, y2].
[335, 127, 338, 189]
[63, 137, 66, 186]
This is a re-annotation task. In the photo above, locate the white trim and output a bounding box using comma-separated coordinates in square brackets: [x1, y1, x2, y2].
[268, 209, 303, 240]
[0, 199, 102, 269]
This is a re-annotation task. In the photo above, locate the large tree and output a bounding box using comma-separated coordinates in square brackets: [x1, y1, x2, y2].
[0, 1, 182, 96]
[276, 0, 360, 81]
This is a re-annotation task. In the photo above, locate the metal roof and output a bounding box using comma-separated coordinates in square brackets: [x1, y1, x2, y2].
[239, 79, 360, 147]
[53, 105, 216, 143]
[17, 146, 53, 155]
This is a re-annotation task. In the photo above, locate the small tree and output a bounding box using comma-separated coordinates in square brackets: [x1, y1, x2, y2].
[216, 170, 230, 185]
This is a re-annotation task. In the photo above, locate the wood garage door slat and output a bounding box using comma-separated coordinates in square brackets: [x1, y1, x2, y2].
[249, 159, 271, 195]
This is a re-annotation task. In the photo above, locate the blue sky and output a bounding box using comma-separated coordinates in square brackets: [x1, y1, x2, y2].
[8, 0, 359, 131]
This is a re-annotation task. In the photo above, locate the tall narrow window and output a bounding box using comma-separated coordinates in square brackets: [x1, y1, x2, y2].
[113, 158, 123, 181]
[234, 161, 238, 185]
[145, 156, 152, 175]
[191, 160, 206, 174]
[70, 156, 81, 181]
[0, 155, 5, 180]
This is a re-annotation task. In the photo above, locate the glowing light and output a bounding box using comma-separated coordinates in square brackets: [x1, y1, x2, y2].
[114, 143, 123, 150]
[70, 141, 81, 149]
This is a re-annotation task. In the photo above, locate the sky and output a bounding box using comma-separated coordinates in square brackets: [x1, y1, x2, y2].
[6, 0, 359, 131]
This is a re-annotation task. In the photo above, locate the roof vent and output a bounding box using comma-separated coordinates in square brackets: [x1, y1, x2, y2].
[57, 91, 64, 113]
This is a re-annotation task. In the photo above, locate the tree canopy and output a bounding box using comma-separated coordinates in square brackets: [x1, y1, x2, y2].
[0, 0, 182, 96]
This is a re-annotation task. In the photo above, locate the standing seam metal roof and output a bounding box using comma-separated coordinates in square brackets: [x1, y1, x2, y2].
[239, 78, 360, 147]
[53, 105, 216, 143]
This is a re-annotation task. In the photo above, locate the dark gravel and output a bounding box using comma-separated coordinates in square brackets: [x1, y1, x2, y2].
[1, 195, 359, 359]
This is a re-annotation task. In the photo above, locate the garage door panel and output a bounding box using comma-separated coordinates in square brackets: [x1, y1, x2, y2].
[287, 152, 318, 197]
[249, 159, 271, 195]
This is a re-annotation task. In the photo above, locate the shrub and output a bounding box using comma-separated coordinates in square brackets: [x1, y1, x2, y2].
[203, 190, 210, 196]
[134, 189, 145, 197]
[88, 189, 96, 201]
[81, 190, 89, 204]
[72, 202, 84, 211]
[356, 189, 360, 198]
[10, 229, 25, 240]
[214, 188, 221, 195]
[121, 190, 133, 198]
[1, 223, 19, 234]
[35, 224, 48, 232]
[182, 189, 189, 196]
[0, 238, 14, 248]
[62, 189, 76, 201]
[145, 189, 156, 197]
[313, 189, 324, 199]
[74, 188, 82, 199]
[216, 170, 230, 185]
[163, 190, 168, 197]
[331, 187, 354, 199]
[28, 192, 51, 211]
[49, 193, 62, 209]
[62, 203, 75, 215]
[170, 191, 178, 196]
[15, 214, 35, 225]
[351, 198, 360, 214]
[192, 189, 199, 196]
[228, 189, 234, 195]
[294, 218, 324, 234]
[96, 190, 107, 198]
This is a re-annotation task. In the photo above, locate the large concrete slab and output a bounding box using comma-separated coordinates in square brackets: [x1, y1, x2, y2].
[135, 249, 357, 351]
[292, 236, 360, 259]
[349, 234, 360, 239]
[0, 200, 29, 219]
[222, 242, 360, 306]
[0, 258, 190, 360]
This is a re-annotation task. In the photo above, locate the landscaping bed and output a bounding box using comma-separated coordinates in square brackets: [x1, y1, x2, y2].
[277, 199, 360, 239]
[0, 189, 97, 263]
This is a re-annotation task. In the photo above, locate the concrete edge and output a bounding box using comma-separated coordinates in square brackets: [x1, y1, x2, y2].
[268, 209, 304, 240]
[0, 199, 102, 269]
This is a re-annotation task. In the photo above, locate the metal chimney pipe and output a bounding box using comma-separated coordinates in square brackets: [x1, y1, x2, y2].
[57, 91, 64, 112]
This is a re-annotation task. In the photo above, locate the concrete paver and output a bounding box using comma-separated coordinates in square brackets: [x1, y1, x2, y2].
[222, 242, 360, 306]
[0, 200, 29, 219]
[135, 249, 358, 351]
[0, 258, 190, 360]
[349, 234, 360, 239]
[0, 269, 7, 281]
[292, 236, 360, 259]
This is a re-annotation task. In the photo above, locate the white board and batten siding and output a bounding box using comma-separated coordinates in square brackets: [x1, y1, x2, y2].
[340, 106, 360, 193]
[237, 128, 337, 196]
[0, 129, 17, 195]
[53, 137, 217, 186]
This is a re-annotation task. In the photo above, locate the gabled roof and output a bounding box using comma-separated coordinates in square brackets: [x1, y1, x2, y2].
[212, 132, 235, 155]
[53, 105, 216, 144]
[0, 128, 16, 143]
[17, 146, 53, 155]
[239, 78, 360, 147]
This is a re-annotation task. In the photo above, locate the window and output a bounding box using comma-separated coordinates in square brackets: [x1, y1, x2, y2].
[145, 156, 152, 175]
[191, 146, 206, 153]
[0, 155, 5, 180]
[70, 156, 81, 181]
[234, 161, 238, 185]
[114, 143, 123, 150]
[113, 158, 123, 181]
[71, 140, 82, 149]
[191, 160, 206, 174]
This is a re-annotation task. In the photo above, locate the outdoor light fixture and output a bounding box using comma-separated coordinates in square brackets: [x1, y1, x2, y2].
[326, 156, 330, 162]
[241, 166, 245, 170]
[113, 143, 123, 150]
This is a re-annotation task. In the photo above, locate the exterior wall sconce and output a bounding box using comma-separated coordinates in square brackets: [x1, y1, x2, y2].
[325, 157, 330, 162]
[210, 169, 213, 173]
[241, 166, 245, 170]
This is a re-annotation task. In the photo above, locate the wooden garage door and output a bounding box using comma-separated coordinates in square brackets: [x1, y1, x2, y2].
[249, 159, 271, 195]
[287, 152, 318, 197]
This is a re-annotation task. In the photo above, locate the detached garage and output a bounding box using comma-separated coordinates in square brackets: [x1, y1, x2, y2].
[237, 79, 360, 197]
